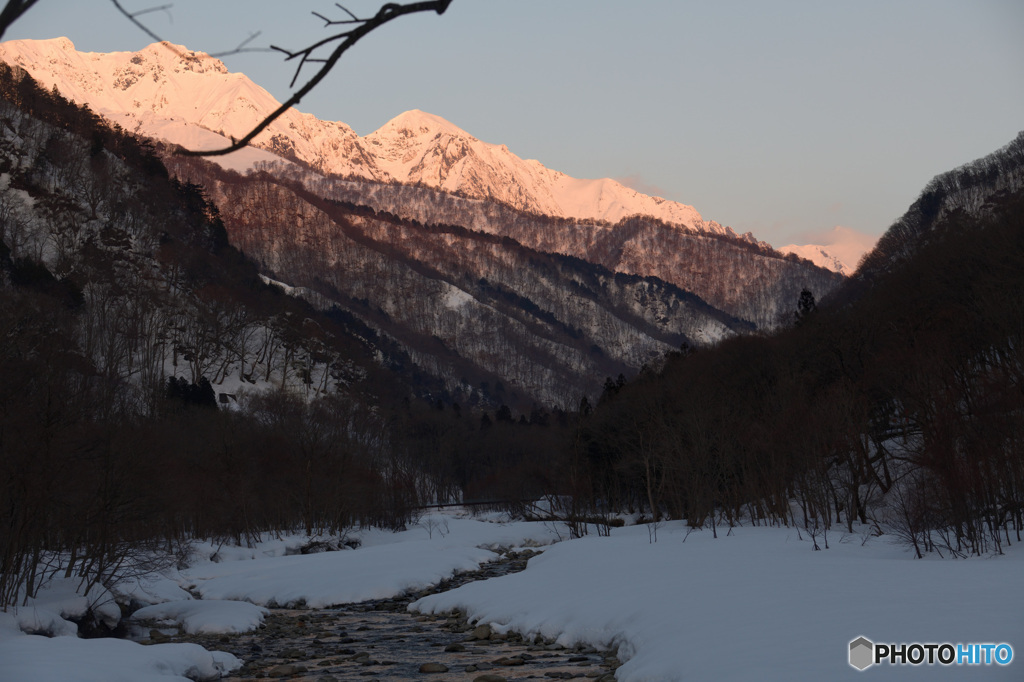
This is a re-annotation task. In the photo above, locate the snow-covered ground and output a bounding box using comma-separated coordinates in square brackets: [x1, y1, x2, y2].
[1, 513, 1019, 680]
[0, 512, 563, 681]
[412, 521, 1023, 681]
[183, 514, 562, 608]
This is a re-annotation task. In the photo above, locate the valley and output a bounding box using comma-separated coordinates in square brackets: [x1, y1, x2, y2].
[0, 9, 1022, 682]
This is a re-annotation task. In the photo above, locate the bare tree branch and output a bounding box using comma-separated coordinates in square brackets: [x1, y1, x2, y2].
[110, 0, 170, 48]
[128, 3, 171, 18]
[209, 31, 268, 58]
[177, 0, 454, 157]
[0, 1, 453, 156]
[336, 4, 361, 23]
[110, 2, 273, 61]
[0, 0, 40, 41]
[106, 1, 453, 157]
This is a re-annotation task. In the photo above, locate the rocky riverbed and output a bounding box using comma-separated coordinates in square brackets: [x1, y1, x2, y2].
[138, 550, 622, 681]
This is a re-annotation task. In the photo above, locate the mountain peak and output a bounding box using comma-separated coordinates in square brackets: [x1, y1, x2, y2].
[7, 36, 74, 52]
[371, 109, 471, 140]
[779, 226, 878, 275]
[45, 36, 76, 52]
[0, 38, 726, 231]
[136, 41, 228, 74]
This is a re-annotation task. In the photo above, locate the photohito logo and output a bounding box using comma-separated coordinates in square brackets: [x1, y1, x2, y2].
[849, 636, 1014, 671]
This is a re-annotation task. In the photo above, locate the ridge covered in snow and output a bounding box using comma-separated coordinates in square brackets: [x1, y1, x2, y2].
[0, 37, 714, 230]
[778, 243, 852, 275]
[779, 226, 880, 275]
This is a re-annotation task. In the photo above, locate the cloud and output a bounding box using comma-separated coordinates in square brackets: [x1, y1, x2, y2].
[614, 173, 669, 199]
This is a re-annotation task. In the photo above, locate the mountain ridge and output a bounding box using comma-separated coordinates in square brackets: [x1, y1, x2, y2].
[0, 35, 845, 369]
[0, 37, 755, 243]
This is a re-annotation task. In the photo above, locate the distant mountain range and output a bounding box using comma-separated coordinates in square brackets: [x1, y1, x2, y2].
[0, 37, 847, 406]
[0, 37, 865, 266]
[0, 38, 720, 229]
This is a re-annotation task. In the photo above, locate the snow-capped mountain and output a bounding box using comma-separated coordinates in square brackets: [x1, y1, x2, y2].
[778, 226, 879, 275]
[778, 243, 851, 275]
[0, 38, 381, 177]
[0, 37, 719, 231]
[362, 108, 713, 228]
[0, 35, 845, 343]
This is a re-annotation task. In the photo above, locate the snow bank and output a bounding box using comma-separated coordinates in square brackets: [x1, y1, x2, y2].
[1, 576, 123, 638]
[24, 577, 121, 630]
[183, 514, 563, 608]
[117, 572, 194, 607]
[0, 606, 78, 638]
[0, 635, 240, 682]
[131, 599, 269, 634]
[0, 514, 563, 680]
[411, 522, 1023, 681]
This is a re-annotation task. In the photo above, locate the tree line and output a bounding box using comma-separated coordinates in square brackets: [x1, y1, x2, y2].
[564, 178, 1024, 556]
[0, 66, 445, 610]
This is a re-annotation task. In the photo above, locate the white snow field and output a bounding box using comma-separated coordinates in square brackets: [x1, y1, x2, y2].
[1, 513, 1019, 680]
[411, 521, 1023, 681]
[0, 512, 563, 681]
[182, 514, 564, 608]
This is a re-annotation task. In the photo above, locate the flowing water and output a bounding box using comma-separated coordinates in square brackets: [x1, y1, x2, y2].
[140, 550, 621, 681]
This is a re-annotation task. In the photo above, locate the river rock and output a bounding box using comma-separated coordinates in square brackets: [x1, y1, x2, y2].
[471, 623, 492, 640]
[419, 662, 450, 673]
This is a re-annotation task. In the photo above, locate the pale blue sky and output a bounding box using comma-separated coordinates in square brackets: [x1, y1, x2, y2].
[5, 1, 1023, 247]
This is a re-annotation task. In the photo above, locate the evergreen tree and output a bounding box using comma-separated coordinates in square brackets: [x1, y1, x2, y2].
[795, 289, 816, 325]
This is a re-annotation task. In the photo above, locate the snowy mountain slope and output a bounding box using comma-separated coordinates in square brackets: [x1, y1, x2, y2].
[0, 79, 427, 409]
[778, 243, 851, 275]
[779, 226, 879, 275]
[0, 38, 387, 179]
[0, 37, 715, 231]
[363, 108, 712, 228]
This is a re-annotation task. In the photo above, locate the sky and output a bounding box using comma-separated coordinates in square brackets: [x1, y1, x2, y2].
[4, 0, 1023, 248]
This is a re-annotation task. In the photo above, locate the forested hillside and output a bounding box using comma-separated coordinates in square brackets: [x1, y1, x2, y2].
[570, 136, 1024, 556]
[856, 130, 1024, 281]
[165, 156, 753, 408]
[0, 64, 462, 606]
[0, 63, 653, 610]
[0, 36, 847, 409]
[234, 164, 844, 330]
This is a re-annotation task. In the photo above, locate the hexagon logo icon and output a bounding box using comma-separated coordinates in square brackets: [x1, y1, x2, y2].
[849, 636, 874, 671]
